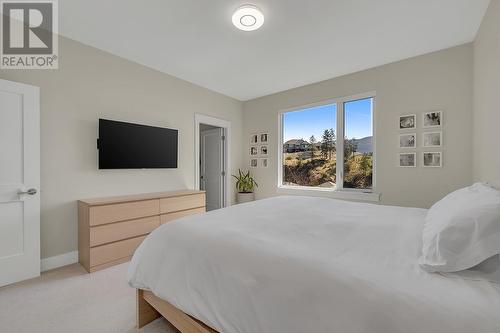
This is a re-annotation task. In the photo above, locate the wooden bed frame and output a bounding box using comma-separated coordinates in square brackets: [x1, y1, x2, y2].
[137, 289, 219, 333]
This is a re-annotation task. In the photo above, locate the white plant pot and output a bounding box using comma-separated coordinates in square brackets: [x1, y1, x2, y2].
[236, 192, 255, 204]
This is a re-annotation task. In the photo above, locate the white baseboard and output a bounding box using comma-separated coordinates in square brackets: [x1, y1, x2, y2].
[41, 251, 79, 272]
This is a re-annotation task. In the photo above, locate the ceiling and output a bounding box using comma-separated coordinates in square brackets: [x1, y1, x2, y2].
[60, 0, 490, 101]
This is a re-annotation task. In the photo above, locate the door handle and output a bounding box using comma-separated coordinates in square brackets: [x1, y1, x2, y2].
[18, 188, 37, 195]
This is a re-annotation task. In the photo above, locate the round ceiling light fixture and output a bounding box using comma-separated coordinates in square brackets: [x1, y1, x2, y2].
[232, 5, 264, 31]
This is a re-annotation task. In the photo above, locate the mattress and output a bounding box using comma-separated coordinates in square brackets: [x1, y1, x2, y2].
[128, 196, 500, 333]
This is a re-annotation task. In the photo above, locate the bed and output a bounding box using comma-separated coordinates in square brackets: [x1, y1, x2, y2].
[128, 196, 500, 333]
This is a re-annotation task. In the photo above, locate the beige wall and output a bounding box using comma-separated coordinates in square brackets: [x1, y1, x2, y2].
[0, 37, 243, 259]
[473, 0, 500, 188]
[243, 44, 473, 208]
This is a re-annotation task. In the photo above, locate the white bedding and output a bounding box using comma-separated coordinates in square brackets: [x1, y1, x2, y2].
[128, 196, 500, 333]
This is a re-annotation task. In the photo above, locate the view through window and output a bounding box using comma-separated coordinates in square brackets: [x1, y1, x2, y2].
[281, 96, 373, 190]
[343, 98, 373, 189]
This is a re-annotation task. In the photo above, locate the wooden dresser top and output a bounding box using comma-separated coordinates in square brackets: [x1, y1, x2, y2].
[79, 190, 205, 206]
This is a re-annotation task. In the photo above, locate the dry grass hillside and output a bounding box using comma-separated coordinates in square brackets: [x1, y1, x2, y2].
[283, 151, 372, 189]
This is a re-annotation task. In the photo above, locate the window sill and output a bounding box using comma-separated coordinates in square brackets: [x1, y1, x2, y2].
[276, 185, 381, 203]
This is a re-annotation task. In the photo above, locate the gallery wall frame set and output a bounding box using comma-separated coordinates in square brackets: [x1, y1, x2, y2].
[398, 111, 443, 168]
[250, 132, 269, 168]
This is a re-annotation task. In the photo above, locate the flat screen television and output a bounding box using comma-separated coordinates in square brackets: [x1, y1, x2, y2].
[98, 119, 178, 169]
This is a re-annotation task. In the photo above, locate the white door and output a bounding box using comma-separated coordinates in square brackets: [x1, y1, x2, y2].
[0, 79, 40, 287]
[200, 128, 224, 211]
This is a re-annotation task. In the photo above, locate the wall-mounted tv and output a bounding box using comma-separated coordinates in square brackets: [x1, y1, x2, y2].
[98, 119, 178, 169]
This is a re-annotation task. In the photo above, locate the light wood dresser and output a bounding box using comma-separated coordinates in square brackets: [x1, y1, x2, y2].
[78, 190, 205, 273]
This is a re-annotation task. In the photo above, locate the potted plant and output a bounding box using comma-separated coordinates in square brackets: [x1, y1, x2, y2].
[232, 169, 258, 204]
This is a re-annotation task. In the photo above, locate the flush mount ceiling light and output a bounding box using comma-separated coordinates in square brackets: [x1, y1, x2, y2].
[232, 5, 264, 31]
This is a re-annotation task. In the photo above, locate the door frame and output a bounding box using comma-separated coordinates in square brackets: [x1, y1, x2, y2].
[194, 114, 231, 208]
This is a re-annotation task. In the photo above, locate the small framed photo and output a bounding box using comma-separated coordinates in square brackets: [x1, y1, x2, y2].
[399, 153, 416, 168]
[399, 114, 416, 130]
[423, 152, 442, 167]
[250, 158, 258, 168]
[250, 146, 258, 156]
[259, 133, 269, 143]
[260, 145, 268, 156]
[423, 111, 442, 128]
[250, 133, 259, 144]
[399, 133, 416, 148]
[423, 132, 442, 147]
[260, 158, 268, 168]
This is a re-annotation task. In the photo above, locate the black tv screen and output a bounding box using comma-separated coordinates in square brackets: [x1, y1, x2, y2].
[98, 119, 178, 169]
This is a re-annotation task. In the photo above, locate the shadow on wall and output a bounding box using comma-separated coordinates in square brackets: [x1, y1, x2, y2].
[41, 200, 77, 259]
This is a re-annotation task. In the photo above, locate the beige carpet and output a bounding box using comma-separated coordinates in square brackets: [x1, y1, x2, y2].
[0, 262, 178, 333]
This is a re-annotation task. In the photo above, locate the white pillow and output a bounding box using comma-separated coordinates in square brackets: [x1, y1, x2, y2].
[419, 183, 500, 273]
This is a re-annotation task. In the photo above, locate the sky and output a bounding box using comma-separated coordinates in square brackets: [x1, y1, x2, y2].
[283, 98, 372, 142]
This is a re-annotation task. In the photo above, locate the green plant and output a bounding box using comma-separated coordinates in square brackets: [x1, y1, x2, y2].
[232, 169, 258, 193]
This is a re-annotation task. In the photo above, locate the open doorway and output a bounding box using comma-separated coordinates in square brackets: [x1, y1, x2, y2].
[195, 114, 231, 211]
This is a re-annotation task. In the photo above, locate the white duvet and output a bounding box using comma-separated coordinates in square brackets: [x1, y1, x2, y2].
[128, 196, 500, 333]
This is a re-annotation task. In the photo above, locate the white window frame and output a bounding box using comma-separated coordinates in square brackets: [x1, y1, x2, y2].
[277, 91, 380, 202]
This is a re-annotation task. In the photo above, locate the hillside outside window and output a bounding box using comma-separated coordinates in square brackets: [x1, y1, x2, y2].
[279, 93, 374, 191]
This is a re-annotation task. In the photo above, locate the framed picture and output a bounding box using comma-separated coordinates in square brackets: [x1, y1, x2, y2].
[423, 132, 442, 147]
[260, 145, 268, 156]
[399, 114, 416, 130]
[250, 146, 258, 156]
[260, 158, 268, 168]
[399, 153, 416, 168]
[250, 133, 259, 144]
[423, 111, 442, 128]
[250, 158, 258, 168]
[259, 133, 269, 143]
[423, 152, 442, 167]
[399, 133, 416, 148]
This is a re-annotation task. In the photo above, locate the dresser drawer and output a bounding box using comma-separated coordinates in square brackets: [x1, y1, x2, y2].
[160, 207, 205, 225]
[160, 194, 205, 214]
[89, 199, 159, 226]
[90, 216, 160, 247]
[90, 235, 146, 267]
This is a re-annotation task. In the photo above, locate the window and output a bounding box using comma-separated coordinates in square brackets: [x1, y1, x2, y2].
[280, 93, 374, 191]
